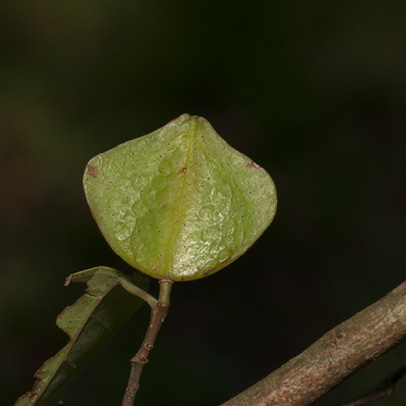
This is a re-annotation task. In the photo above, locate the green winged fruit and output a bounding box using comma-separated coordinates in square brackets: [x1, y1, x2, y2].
[83, 114, 277, 281]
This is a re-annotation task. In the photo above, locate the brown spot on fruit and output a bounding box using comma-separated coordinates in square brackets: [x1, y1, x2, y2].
[87, 165, 99, 177]
[246, 161, 260, 169]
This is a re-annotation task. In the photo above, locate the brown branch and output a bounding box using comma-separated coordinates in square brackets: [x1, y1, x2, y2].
[220, 281, 406, 406]
[122, 278, 173, 406]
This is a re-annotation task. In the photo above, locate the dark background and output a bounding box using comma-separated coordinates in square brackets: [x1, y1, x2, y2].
[1, 1, 405, 405]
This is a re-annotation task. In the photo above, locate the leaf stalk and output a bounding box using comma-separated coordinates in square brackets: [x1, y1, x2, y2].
[119, 276, 158, 308]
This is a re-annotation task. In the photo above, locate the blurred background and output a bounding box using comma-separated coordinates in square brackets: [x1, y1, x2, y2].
[1, 1, 405, 405]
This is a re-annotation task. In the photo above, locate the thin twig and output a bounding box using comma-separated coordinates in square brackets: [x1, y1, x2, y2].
[122, 278, 173, 406]
[332, 360, 406, 406]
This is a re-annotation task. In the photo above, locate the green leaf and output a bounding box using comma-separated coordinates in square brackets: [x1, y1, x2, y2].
[83, 114, 277, 281]
[15, 267, 148, 406]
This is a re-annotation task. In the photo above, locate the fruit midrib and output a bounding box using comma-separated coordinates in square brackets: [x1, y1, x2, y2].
[164, 119, 195, 277]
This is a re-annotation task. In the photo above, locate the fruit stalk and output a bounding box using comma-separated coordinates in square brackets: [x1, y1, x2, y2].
[122, 278, 173, 406]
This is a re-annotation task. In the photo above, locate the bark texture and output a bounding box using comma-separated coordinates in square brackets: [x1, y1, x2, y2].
[221, 281, 406, 406]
